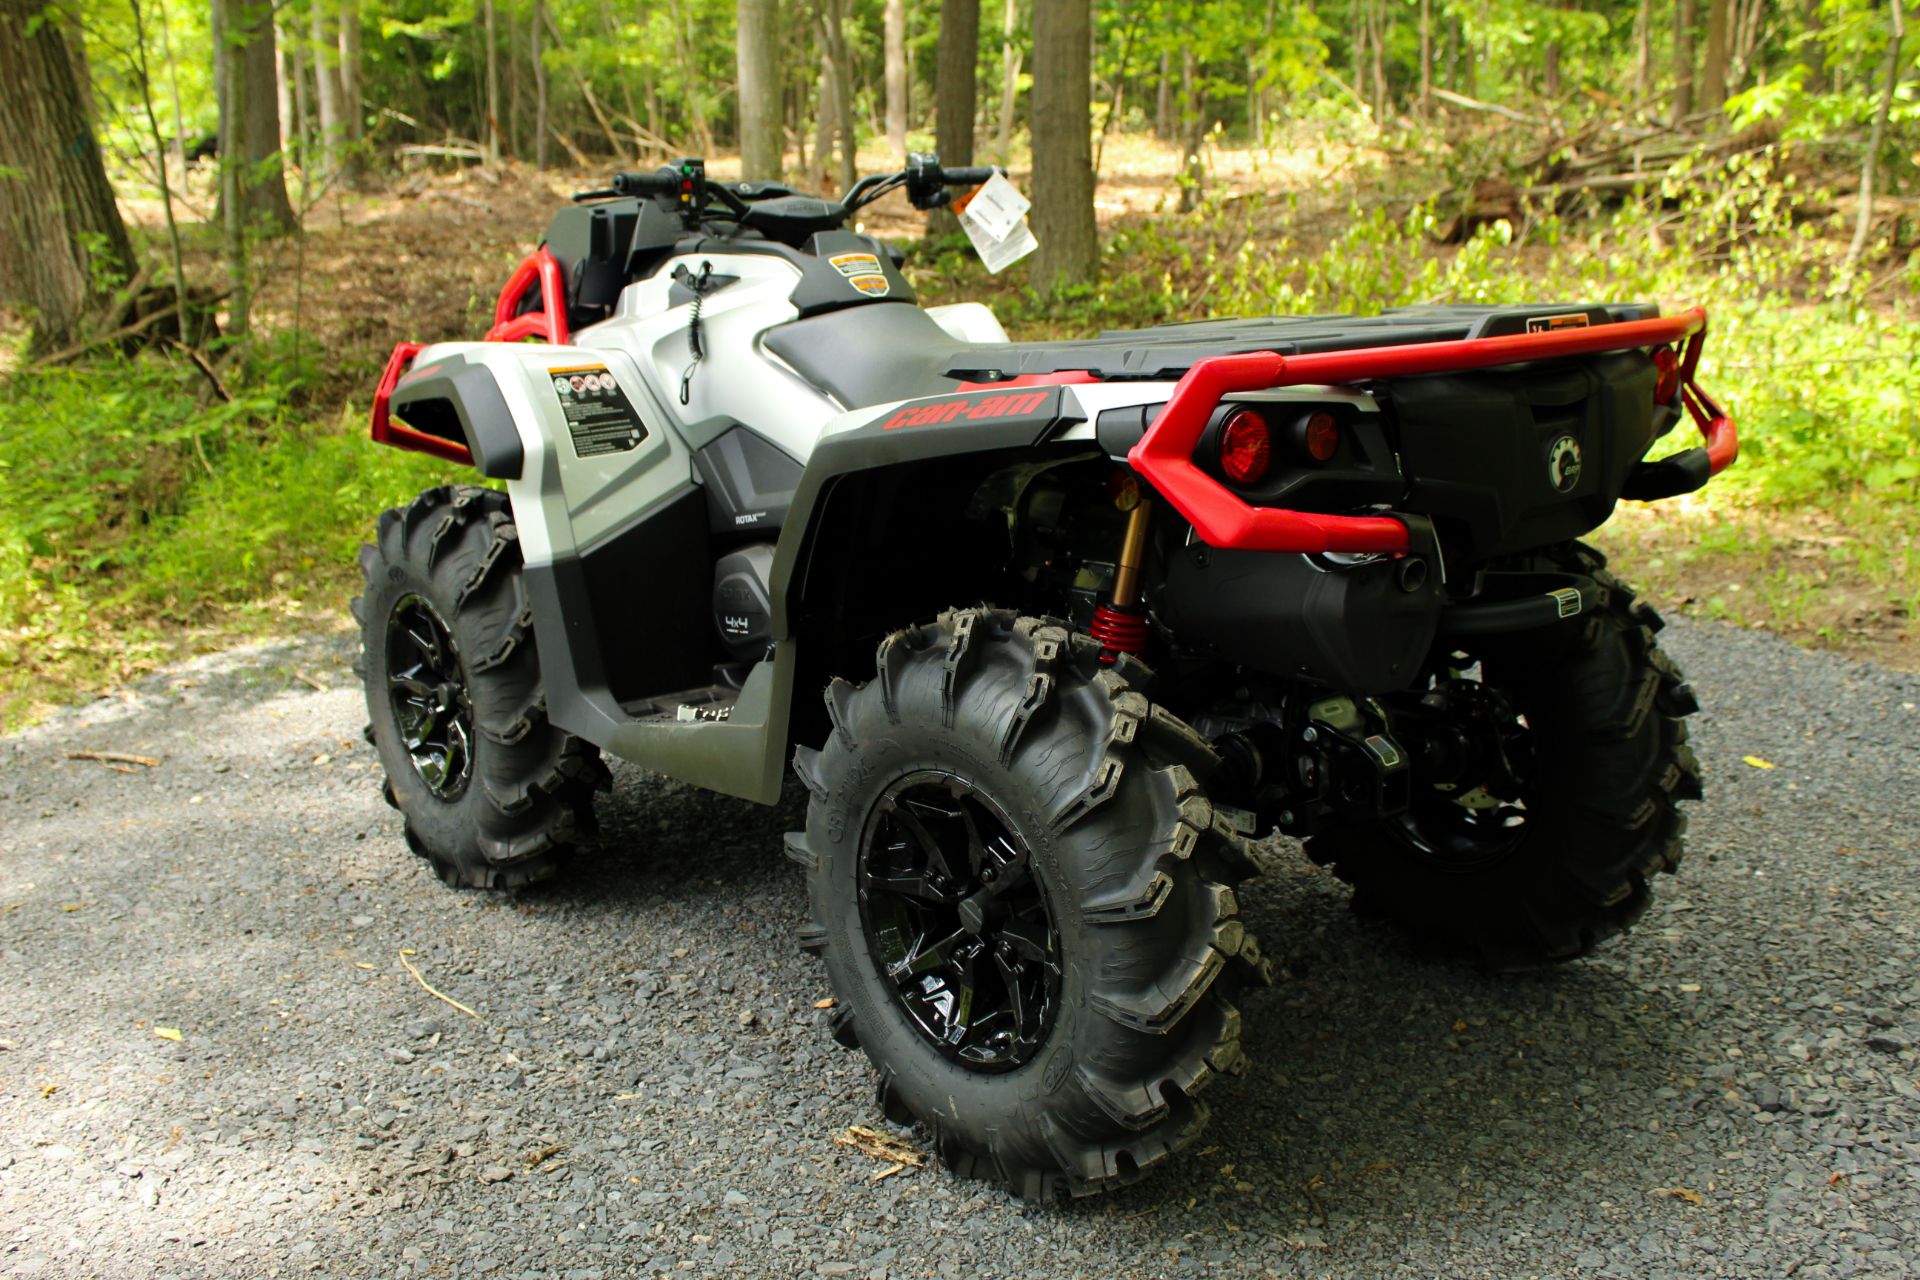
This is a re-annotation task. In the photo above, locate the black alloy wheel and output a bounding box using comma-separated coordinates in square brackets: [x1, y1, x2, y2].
[385, 595, 474, 800]
[858, 773, 1061, 1072]
[1398, 672, 1536, 871]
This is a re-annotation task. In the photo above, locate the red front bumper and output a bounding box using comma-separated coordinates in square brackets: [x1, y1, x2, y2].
[1126, 306, 1736, 556]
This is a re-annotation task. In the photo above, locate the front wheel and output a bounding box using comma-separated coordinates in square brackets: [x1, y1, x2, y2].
[1308, 544, 1704, 970]
[790, 609, 1270, 1199]
[355, 485, 609, 889]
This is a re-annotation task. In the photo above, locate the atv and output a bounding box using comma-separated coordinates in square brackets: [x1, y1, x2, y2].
[357, 155, 1733, 1199]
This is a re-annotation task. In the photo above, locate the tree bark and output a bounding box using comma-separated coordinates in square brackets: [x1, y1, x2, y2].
[815, 0, 854, 191]
[482, 0, 500, 162]
[1845, 0, 1906, 274]
[1418, 0, 1432, 110]
[338, 0, 363, 168]
[1634, 0, 1653, 100]
[995, 0, 1021, 163]
[935, 0, 980, 168]
[1178, 42, 1201, 211]
[1155, 49, 1170, 139]
[1672, 0, 1696, 122]
[884, 0, 908, 159]
[1701, 0, 1729, 111]
[1029, 0, 1095, 293]
[533, 0, 549, 169]
[0, 0, 137, 353]
[739, 0, 783, 177]
[219, 0, 294, 234]
[310, 1, 343, 173]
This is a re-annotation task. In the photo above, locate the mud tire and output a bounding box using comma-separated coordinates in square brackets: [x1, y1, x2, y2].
[354, 485, 608, 889]
[789, 608, 1271, 1199]
[1308, 544, 1703, 970]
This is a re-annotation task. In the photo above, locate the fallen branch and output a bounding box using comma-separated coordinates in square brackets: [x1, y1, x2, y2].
[398, 952, 481, 1020]
[1432, 87, 1540, 125]
[65, 750, 161, 768]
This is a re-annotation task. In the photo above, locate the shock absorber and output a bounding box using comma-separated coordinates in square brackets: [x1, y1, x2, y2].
[1088, 479, 1153, 663]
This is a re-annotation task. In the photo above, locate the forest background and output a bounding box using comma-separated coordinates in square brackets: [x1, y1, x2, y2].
[0, 0, 1915, 726]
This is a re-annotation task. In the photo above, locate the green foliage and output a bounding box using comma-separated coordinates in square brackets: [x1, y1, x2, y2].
[0, 353, 454, 721]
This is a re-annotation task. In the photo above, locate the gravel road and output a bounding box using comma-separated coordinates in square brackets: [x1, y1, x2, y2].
[3, 618, 1917, 1279]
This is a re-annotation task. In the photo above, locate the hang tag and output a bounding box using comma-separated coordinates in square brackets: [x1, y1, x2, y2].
[957, 172, 1039, 274]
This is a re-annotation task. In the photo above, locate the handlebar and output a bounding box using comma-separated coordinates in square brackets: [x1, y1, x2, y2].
[573, 154, 997, 221]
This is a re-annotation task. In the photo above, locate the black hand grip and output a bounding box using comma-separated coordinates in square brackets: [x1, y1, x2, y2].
[610, 171, 681, 197]
[943, 166, 997, 185]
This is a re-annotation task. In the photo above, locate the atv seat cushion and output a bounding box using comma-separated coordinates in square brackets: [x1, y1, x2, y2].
[763, 302, 968, 408]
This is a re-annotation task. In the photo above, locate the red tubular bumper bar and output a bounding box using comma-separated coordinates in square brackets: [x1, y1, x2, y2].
[1126, 305, 1737, 555]
[484, 246, 571, 345]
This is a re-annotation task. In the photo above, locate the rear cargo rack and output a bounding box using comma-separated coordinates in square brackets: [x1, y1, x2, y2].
[1127, 305, 1735, 556]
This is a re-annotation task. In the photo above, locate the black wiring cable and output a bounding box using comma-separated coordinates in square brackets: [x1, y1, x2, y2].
[679, 259, 713, 405]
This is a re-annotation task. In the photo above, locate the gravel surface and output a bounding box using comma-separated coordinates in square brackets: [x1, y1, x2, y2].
[3, 618, 1917, 1279]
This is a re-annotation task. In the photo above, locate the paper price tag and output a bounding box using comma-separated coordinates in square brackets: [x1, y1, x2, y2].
[957, 173, 1038, 274]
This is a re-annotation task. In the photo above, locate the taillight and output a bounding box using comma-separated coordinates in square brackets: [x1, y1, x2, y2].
[1652, 347, 1680, 405]
[1218, 410, 1274, 484]
[1298, 410, 1340, 462]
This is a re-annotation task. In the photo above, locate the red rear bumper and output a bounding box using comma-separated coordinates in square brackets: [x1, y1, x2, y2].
[1126, 306, 1736, 556]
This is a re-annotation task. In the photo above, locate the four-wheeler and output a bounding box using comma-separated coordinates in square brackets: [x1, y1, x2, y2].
[357, 155, 1732, 1199]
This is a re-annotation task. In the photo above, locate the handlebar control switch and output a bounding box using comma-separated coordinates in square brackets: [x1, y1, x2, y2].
[905, 153, 952, 211]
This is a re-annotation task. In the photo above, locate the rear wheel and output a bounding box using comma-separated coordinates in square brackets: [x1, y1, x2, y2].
[790, 609, 1271, 1199]
[1308, 544, 1703, 969]
[355, 485, 609, 889]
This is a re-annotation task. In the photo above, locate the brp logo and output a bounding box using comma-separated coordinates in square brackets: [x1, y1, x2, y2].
[1548, 434, 1584, 492]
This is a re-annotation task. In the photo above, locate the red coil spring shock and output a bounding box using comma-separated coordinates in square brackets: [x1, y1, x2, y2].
[1089, 603, 1149, 660]
[1091, 478, 1154, 663]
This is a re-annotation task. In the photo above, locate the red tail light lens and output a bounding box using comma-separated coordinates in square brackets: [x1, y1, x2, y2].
[1300, 410, 1340, 462]
[1218, 410, 1274, 484]
[1652, 346, 1680, 405]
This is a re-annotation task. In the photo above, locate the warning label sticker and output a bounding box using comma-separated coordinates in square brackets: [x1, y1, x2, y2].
[1525, 313, 1591, 333]
[548, 363, 648, 458]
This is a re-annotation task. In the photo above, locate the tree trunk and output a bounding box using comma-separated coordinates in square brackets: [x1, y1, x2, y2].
[1701, 0, 1729, 112]
[482, 0, 500, 162]
[216, 0, 251, 337]
[310, 1, 343, 173]
[1634, 0, 1653, 100]
[0, 0, 137, 353]
[738, 0, 783, 178]
[1027, 0, 1095, 293]
[1155, 49, 1170, 139]
[884, 0, 907, 159]
[218, 0, 294, 233]
[995, 0, 1021, 163]
[1418, 0, 1432, 110]
[289, 24, 309, 170]
[814, 0, 854, 191]
[935, 0, 980, 167]
[1368, 0, 1386, 121]
[160, 0, 189, 179]
[1178, 42, 1202, 211]
[1673, 0, 1696, 122]
[1845, 0, 1906, 274]
[533, 0, 549, 169]
[338, 0, 364, 175]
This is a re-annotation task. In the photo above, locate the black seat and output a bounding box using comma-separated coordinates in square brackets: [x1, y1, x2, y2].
[763, 302, 968, 408]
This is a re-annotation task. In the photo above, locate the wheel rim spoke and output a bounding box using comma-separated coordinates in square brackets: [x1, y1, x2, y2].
[858, 772, 1061, 1073]
[384, 596, 473, 801]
